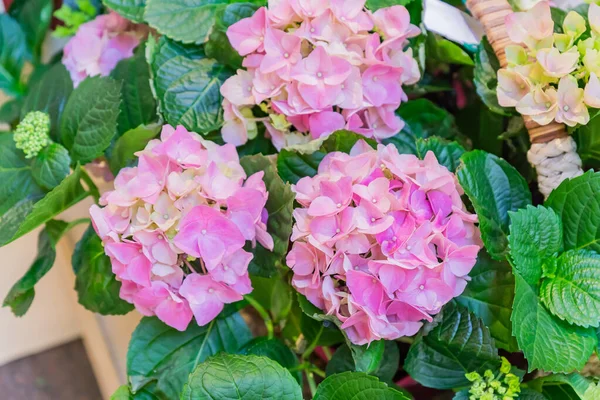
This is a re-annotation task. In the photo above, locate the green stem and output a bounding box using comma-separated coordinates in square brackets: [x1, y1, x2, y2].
[289, 362, 326, 378]
[79, 167, 100, 203]
[310, 366, 326, 378]
[306, 371, 317, 397]
[244, 295, 274, 339]
[302, 325, 323, 359]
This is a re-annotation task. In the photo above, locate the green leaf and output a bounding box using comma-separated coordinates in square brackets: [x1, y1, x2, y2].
[540, 250, 600, 328]
[205, 3, 260, 69]
[109, 123, 161, 174]
[21, 63, 73, 142]
[382, 131, 418, 156]
[457, 150, 532, 260]
[456, 251, 518, 351]
[296, 293, 344, 346]
[111, 385, 132, 400]
[111, 384, 161, 400]
[277, 149, 325, 184]
[426, 33, 474, 66]
[508, 205, 563, 286]
[3, 219, 83, 316]
[397, 99, 458, 140]
[351, 340, 385, 375]
[313, 372, 409, 400]
[250, 273, 292, 322]
[60, 76, 121, 163]
[103, 0, 146, 23]
[474, 37, 512, 116]
[321, 130, 376, 153]
[511, 272, 597, 373]
[31, 143, 71, 190]
[1, 167, 89, 246]
[546, 171, 600, 253]
[3, 227, 55, 315]
[111, 44, 158, 136]
[326, 341, 400, 383]
[0, 98, 22, 124]
[576, 115, 600, 166]
[72, 224, 133, 315]
[240, 337, 301, 384]
[181, 353, 302, 400]
[366, 0, 409, 11]
[127, 313, 252, 399]
[145, 0, 229, 44]
[415, 137, 465, 173]
[9, 0, 53, 61]
[240, 154, 294, 278]
[404, 302, 500, 390]
[0, 14, 28, 96]
[529, 373, 594, 400]
[147, 36, 232, 135]
[519, 388, 548, 400]
[0, 132, 44, 244]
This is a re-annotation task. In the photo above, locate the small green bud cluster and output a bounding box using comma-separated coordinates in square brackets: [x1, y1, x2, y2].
[14, 111, 51, 159]
[53, 0, 97, 38]
[465, 357, 520, 400]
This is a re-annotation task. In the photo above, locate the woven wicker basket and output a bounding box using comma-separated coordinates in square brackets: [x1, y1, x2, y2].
[465, 0, 584, 197]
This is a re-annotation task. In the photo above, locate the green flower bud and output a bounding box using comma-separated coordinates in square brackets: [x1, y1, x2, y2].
[465, 358, 521, 400]
[14, 111, 51, 159]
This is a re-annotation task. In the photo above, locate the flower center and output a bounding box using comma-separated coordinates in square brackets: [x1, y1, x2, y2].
[563, 105, 570, 112]
[545, 102, 551, 108]
[372, 198, 377, 203]
[163, 214, 169, 219]
[201, 229, 207, 235]
[419, 285, 425, 290]
[284, 52, 290, 58]
[317, 72, 323, 78]
[336, 203, 342, 208]
[208, 288, 214, 294]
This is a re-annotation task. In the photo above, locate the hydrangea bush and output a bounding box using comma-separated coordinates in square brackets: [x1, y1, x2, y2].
[0, 0, 600, 399]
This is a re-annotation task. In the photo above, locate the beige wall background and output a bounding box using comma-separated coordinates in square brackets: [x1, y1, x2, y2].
[0, 194, 142, 399]
[0, 5, 141, 399]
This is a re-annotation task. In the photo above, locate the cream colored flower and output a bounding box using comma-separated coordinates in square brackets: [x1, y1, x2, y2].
[584, 72, 600, 108]
[497, 69, 531, 107]
[556, 75, 589, 127]
[516, 86, 558, 125]
[536, 47, 579, 78]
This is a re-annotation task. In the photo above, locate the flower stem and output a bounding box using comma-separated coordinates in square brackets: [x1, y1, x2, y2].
[302, 325, 323, 359]
[244, 295, 274, 339]
[306, 371, 317, 397]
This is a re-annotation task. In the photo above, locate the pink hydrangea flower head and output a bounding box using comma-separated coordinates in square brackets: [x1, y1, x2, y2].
[287, 141, 482, 344]
[89, 125, 273, 330]
[62, 11, 147, 87]
[220, 1, 420, 149]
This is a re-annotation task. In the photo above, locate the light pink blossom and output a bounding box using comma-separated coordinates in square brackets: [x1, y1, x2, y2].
[63, 11, 146, 87]
[89, 125, 273, 331]
[287, 142, 482, 344]
[221, 1, 420, 149]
